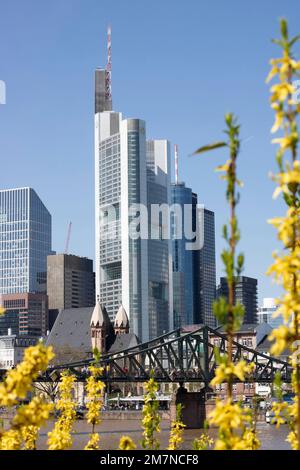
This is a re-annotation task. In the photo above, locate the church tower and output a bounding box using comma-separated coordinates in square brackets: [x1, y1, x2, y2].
[114, 304, 129, 335]
[90, 301, 113, 353]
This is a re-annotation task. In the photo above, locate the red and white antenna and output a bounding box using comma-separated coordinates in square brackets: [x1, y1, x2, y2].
[174, 144, 179, 184]
[105, 25, 112, 101]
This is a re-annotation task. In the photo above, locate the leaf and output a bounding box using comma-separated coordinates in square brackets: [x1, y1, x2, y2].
[280, 18, 288, 41]
[272, 39, 284, 47]
[192, 141, 227, 155]
[289, 35, 300, 47]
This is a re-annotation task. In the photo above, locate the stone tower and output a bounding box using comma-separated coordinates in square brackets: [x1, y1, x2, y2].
[114, 304, 129, 335]
[90, 301, 114, 353]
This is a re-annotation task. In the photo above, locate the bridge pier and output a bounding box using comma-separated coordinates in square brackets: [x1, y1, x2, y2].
[171, 384, 213, 429]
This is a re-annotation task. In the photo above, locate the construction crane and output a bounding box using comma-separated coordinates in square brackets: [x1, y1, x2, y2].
[64, 222, 72, 254]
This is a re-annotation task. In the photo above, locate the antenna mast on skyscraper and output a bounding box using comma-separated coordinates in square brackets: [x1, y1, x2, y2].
[174, 144, 179, 184]
[105, 25, 112, 102]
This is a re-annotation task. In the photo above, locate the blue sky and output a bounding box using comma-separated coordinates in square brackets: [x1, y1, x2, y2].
[0, 0, 299, 303]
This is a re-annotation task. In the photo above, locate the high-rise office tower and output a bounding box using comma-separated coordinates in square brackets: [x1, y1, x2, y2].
[194, 207, 216, 327]
[171, 182, 216, 328]
[95, 113, 148, 341]
[47, 254, 95, 329]
[171, 182, 195, 326]
[95, 30, 172, 341]
[146, 140, 173, 338]
[217, 276, 258, 324]
[0, 187, 52, 295]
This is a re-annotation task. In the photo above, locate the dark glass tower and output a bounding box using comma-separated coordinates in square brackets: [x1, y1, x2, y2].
[171, 183, 195, 326]
[171, 183, 216, 328]
[217, 276, 258, 324]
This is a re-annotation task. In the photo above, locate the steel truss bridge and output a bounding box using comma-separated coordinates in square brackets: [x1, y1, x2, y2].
[43, 326, 292, 388]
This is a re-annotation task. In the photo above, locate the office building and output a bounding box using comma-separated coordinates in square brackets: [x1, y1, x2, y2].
[94, 34, 173, 341]
[0, 292, 48, 336]
[195, 207, 216, 327]
[47, 254, 95, 329]
[171, 183, 216, 327]
[217, 276, 258, 324]
[257, 297, 282, 329]
[0, 187, 52, 295]
[146, 140, 173, 338]
[171, 183, 195, 326]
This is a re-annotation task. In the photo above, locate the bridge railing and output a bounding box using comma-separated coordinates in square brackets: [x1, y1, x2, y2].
[43, 325, 292, 384]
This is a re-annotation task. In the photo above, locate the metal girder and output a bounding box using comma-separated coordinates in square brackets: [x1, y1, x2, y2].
[40, 326, 292, 385]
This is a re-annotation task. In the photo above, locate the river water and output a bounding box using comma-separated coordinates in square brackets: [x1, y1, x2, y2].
[36, 419, 290, 450]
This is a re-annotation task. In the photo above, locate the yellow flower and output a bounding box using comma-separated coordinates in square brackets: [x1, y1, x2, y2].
[193, 434, 213, 450]
[119, 436, 137, 450]
[168, 404, 185, 450]
[13, 397, 53, 428]
[272, 134, 299, 152]
[85, 433, 100, 450]
[268, 325, 295, 356]
[0, 430, 21, 450]
[141, 375, 161, 450]
[270, 83, 296, 102]
[271, 111, 284, 133]
[0, 343, 54, 407]
[21, 426, 39, 450]
[208, 399, 257, 450]
[210, 361, 254, 387]
[47, 372, 76, 450]
[287, 431, 298, 450]
[85, 363, 105, 431]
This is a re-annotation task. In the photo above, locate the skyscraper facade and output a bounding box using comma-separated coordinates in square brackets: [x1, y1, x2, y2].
[217, 276, 258, 324]
[95, 112, 148, 341]
[146, 140, 173, 338]
[47, 254, 95, 329]
[0, 187, 52, 295]
[171, 183, 216, 327]
[95, 108, 173, 341]
[195, 207, 216, 327]
[171, 183, 195, 326]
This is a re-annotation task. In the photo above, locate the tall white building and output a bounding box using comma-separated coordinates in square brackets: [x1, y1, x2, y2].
[95, 77, 172, 340]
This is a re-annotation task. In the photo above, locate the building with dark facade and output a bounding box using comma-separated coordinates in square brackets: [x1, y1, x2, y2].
[171, 183, 195, 326]
[47, 254, 95, 329]
[217, 276, 258, 324]
[0, 292, 48, 336]
[171, 183, 216, 328]
[194, 207, 216, 327]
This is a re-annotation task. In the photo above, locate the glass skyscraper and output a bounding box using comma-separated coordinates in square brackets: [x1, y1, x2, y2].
[171, 183, 195, 326]
[146, 140, 173, 338]
[0, 187, 52, 295]
[95, 108, 173, 341]
[217, 276, 258, 324]
[171, 183, 216, 328]
[195, 207, 216, 327]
